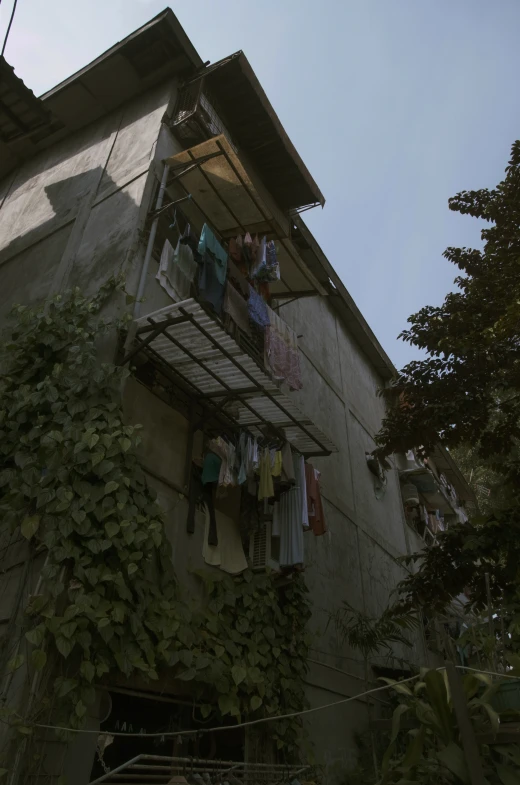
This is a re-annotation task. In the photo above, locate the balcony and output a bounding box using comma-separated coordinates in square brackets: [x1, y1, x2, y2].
[129, 297, 336, 457]
[123, 135, 337, 458]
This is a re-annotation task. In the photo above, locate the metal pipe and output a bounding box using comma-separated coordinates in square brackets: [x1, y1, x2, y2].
[133, 164, 170, 319]
[89, 755, 142, 785]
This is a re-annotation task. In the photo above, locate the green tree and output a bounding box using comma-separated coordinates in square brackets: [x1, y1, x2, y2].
[375, 140, 520, 622]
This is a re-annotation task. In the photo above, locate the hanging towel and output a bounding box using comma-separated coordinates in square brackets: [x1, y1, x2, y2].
[198, 224, 228, 284]
[258, 448, 274, 501]
[224, 281, 252, 336]
[264, 305, 303, 391]
[247, 285, 270, 329]
[305, 462, 326, 535]
[156, 238, 197, 302]
[272, 453, 307, 566]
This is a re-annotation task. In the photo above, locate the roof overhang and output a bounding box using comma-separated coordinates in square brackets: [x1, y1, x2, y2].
[203, 52, 325, 212]
[1, 8, 203, 179]
[0, 56, 53, 145]
[290, 214, 396, 381]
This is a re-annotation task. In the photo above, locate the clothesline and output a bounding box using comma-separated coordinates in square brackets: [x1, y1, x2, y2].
[25, 665, 516, 739]
[156, 220, 303, 393]
[198, 429, 327, 574]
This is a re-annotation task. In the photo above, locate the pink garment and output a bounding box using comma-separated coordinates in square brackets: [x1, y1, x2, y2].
[264, 305, 303, 391]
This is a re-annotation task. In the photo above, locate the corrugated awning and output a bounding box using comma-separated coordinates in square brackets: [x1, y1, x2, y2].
[132, 298, 337, 456]
[164, 135, 327, 296]
[0, 56, 52, 144]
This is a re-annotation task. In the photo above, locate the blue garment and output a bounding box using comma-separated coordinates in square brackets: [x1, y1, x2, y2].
[198, 224, 228, 285]
[247, 286, 270, 329]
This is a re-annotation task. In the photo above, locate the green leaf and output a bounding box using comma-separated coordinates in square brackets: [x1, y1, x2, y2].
[31, 649, 47, 671]
[200, 704, 212, 719]
[127, 563, 138, 575]
[105, 521, 120, 538]
[177, 668, 196, 681]
[75, 700, 87, 719]
[104, 480, 119, 495]
[55, 677, 78, 697]
[25, 625, 45, 646]
[91, 452, 105, 467]
[21, 514, 40, 540]
[231, 664, 247, 686]
[391, 703, 409, 743]
[437, 742, 469, 784]
[56, 637, 74, 659]
[218, 694, 234, 716]
[79, 660, 96, 682]
[424, 669, 453, 744]
[7, 654, 25, 672]
[250, 695, 263, 712]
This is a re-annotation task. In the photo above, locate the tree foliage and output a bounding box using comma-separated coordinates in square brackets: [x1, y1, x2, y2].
[374, 140, 520, 620]
[0, 287, 310, 767]
[377, 139, 520, 469]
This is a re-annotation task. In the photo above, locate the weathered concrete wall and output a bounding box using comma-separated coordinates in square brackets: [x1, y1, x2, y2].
[280, 293, 428, 773]
[0, 81, 175, 319]
[0, 80, 179, 785]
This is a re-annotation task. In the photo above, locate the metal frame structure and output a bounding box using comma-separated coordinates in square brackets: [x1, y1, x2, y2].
[164, 135, 326, 297]
[125, 299, 336, 462]
[89, 754, 309, 785]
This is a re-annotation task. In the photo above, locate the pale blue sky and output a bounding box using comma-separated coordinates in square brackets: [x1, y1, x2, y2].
[3, 0, 519, 368]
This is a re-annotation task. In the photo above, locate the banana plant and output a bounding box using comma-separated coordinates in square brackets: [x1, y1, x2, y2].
[377, 668, 520, 784]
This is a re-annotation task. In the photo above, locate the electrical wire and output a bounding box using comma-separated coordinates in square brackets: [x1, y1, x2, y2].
[1, 0, 18, 57]
[12, 664, 520, 739]
[27, 672, 426, 738]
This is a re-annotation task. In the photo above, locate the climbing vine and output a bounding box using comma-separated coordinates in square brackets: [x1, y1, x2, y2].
[0, 286, 311, 771]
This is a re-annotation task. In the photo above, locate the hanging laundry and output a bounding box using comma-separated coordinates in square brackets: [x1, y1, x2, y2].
[228, 259, 250, 297]
[264, 305, 303, 391]
[242, 232, 254, 273]
[272, 451, 308, 566]
[251, 237, 280, 283]
[198, 224, 228, 284]
[247, 285, 270, 329]
[201, 451, 222, 486]
[305, 462, 326, 535]
[197, 224, 228, 314]
[208, 437, 236, 487]
[229, 237, 243, 265]
[271, 450, 282, 477]
[258, 447, 274, 501]
[265, 240, 280, 282]
[281, 441, 296, 485]
[223, 281, 252, 336]
[156, 238, 197, 302]
[202, 504, 248, 574]
[250, 235, 266, 279]
[198, 256, 225, 315]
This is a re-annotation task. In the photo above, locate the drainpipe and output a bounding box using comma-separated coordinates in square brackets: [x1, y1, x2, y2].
[133, 163, 170, 320]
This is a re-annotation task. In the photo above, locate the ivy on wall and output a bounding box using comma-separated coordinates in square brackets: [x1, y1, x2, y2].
[0, 286, 311, 771]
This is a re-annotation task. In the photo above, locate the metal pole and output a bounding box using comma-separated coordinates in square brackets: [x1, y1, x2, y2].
[88, 755, 142, 785]
[133, 164, 170, 319]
